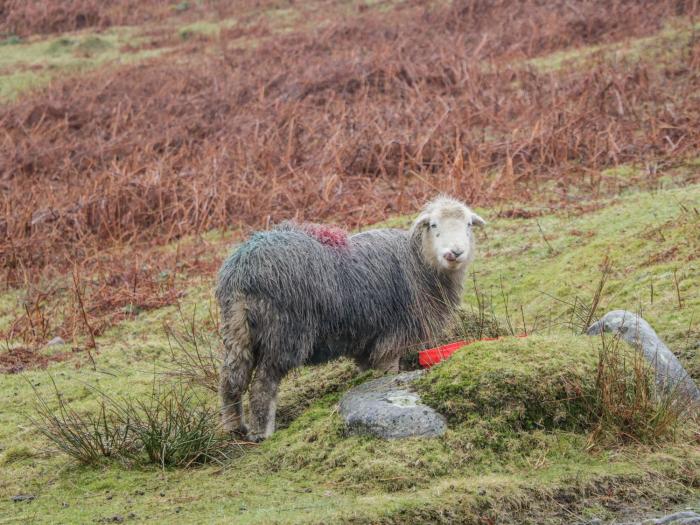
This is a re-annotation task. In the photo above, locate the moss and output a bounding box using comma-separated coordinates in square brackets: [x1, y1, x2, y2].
[417, 335, 598, 432]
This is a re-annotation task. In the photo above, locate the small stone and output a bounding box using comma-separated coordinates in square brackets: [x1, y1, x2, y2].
[159, 492, 165, 497]
[47, 336, 66, 347]
[11, 494, 35, 503]
[61, 502, 69, 508]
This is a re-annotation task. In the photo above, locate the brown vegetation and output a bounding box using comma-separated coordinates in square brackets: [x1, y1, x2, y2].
[0, 346, 70, 373]
[1, 0, 699, 350]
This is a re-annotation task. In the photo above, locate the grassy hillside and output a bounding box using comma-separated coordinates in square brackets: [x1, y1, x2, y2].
[1, 181, 698, 524]
[1, 1, 699, 523]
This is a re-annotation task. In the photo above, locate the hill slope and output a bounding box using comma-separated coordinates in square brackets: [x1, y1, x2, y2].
[1, 181, 698, 524]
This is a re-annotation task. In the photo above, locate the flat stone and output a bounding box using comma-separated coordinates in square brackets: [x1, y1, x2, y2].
[47, 336, 66, 347]
[338, 370, 446, 439]
[587, 310, 700, 403]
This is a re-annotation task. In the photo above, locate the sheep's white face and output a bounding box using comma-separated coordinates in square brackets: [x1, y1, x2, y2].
[413, 198, 486, 272]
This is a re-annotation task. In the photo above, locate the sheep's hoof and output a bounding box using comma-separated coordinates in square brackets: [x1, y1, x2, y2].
[228, 424, 249, 441]
[245, 432, 266, 443]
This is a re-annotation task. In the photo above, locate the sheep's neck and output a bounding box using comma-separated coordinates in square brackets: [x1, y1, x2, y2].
[412, 251, 464, 314]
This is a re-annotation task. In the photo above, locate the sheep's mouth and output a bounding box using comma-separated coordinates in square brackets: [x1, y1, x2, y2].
[440, 258, 466, 270]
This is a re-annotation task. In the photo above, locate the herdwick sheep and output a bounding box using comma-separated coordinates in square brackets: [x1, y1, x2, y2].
[216, 196, 485, 441]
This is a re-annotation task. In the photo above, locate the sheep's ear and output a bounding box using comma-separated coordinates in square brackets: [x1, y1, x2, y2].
[413, 213, 431, 230]
[471, 213, 486, 227]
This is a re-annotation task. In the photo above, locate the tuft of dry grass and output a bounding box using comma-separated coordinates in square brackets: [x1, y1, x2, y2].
[30, 378, 137, 465]
[588, 331, 696, 448]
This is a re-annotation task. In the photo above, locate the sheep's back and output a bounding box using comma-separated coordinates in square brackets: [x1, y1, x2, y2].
[217, 230, 341, 315]
[217, 228, 418, 336]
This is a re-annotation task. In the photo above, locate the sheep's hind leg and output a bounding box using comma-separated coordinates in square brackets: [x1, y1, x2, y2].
[220, 353, 253, 437]
[247, 364, 285, 442]
[219, 302, 254, 437]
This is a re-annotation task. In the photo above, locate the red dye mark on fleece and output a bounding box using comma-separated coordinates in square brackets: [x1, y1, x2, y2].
[299, 223, 349, 249]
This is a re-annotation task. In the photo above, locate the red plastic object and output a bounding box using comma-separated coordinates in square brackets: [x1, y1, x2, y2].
[418, 340, 468, 368]
[418, 336, 527, 368]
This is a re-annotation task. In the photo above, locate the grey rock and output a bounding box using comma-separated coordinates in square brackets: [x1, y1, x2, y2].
[581, 507, 700, 525]
[614, 510, 700, 525]
[47, 336, 66, 347]
[646, 511, 700, 524]
[587, 310, 700, 403]
[338, 370, 446, 439]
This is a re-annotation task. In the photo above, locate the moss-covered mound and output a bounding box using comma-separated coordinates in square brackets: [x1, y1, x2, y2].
[417, 336, 598, 432]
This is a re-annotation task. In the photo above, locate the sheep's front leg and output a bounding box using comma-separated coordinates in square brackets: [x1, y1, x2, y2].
[247, 365, 283, 442]
[375, 355, 401, 373]
[371, 336, 401, 373]
[354, 352, 373, 372]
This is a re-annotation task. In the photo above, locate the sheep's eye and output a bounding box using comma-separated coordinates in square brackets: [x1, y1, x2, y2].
[430, 223, 437, 229]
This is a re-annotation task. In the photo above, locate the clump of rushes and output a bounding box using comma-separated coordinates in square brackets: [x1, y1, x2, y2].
[120, 384, 231, 468]
[30, 379, 238, 468]
[31, 378, 136, 465]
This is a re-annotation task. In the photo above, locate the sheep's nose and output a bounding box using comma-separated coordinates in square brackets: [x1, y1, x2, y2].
[443, 249, 463, 262]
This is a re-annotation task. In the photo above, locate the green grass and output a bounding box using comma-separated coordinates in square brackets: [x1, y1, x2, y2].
[1, 179, 699, 523]
[465, 184, 700, 375]
[0, 29, 165, 101]
[2, 339, 697, 523]
[527, 19, 700, 72]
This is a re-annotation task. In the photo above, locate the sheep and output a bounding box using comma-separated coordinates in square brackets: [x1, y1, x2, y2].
[216, 196, 486, 441]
